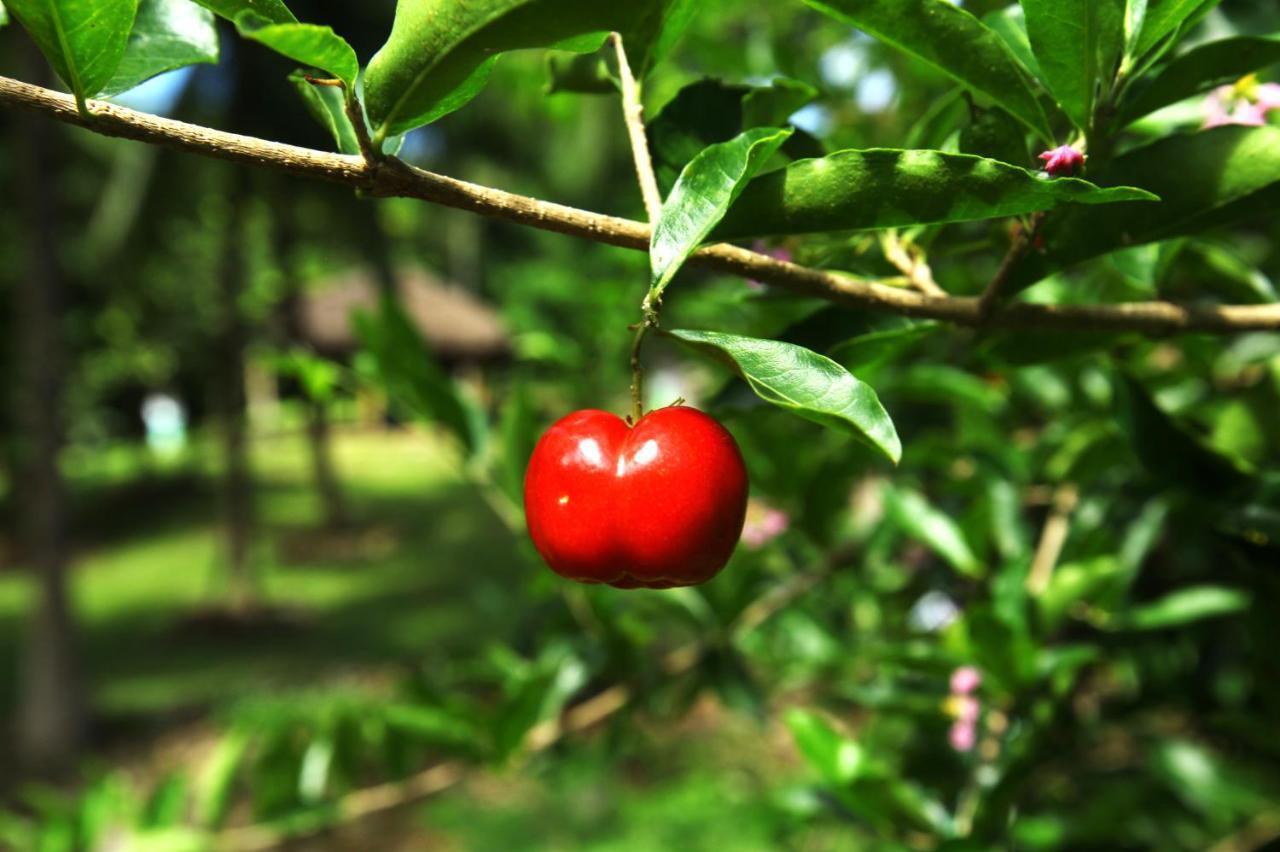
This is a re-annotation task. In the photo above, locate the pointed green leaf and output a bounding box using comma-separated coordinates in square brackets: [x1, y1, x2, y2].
[665, 329, 901, 464]
[1132, 0, 1221, 59]
[1119, 586, 1250, 630]
[1119, 34, 1280, 126]
[712, 149, 1156, 238]
[1, 2, 12, 26]
[102, 0, 218, 98]
[651, 127, 792, 293]
[7, 0, 140, 101]
[236, 12, 357, 89]
[364, 0, 684, 139]
[1022, 0, 1125, 129]
[804, 0, 1055, 140]
[1014, 126, 1280, 286]
[785, 708, 866, 786]
[886, 486, 983, 577]
[190, 0, 293, 24]
[288, 70, 360, 154]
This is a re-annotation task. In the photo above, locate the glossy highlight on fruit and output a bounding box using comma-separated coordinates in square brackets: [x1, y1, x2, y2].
[524, 406, 749, 589]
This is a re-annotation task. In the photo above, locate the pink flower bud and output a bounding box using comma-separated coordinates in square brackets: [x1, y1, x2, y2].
[1038, 145, 1085, 177]
[950, 666, 982, 695]
[949, 720, 977, 752]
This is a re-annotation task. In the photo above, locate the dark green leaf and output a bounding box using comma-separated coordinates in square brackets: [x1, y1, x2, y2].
[493, 650, 588, 761]
[236, 12, 358, 89]
[651, 127, 792, 292]
[1119, 586, 1250, 630]
[1119, 34, 1280, 126]
[289, 70, 361, 155]
[804, 0, 1055, 140]
[1116, 373, 1253, 497]
[7, 0, 140, 102]
[364, 0, 680, 140]
[1022, 0, 1125, 129]
[959, 104, 1031, 167]
[713, 149, 1156, 239]
[886, 486, 983, 577]
[666, 329, 901, 464]
[102, 0, 218, 97]
[1132, 0, 1221, 60]
[648, 78, 819, 192]
[785, 708, 866, 785]
[1015, 126, 1280, 285]
[190, 0, 293, 24]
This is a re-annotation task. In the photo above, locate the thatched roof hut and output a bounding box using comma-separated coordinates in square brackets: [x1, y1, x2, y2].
[295, 266, 510, 364]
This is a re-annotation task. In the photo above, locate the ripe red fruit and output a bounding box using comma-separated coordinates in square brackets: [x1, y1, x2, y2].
[524, 406, 749, 589]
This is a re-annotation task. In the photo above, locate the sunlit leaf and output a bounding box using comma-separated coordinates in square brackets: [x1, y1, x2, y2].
[289, 70, 360, 155]
[102, 0, 218, 98]
[651, 127, 792, 292]
[236, 12, 358, 89]
[1132, 0, 1222, 60]
[666, 329, 901, 464]
[713, 149, 1156, 238]
[785, 708, 866, 785]
[886, 486, 983, 577]
[804, 0, 1056, 140]
[1022, 0, 1125, 129]
[1118, 585, 1250, 630]
[7, 0, 140, 102]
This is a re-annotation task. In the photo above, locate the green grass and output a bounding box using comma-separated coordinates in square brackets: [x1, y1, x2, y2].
[0, 426, 528, 719]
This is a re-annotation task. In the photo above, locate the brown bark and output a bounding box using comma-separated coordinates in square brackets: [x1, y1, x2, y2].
[12, 44, 86, 775]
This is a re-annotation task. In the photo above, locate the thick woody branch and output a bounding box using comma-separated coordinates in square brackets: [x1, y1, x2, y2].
[3, 75, 1279, 334]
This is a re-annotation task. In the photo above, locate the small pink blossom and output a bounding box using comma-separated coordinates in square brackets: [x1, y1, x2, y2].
[1204, 80, 1280, 128]
[1038, 145, 1085, 177]
[953, 695, 980, 723]
[1231, 100, 1269, 127]
[950, 666, 982, 695]
[949, 720, 976, 752]
[741, 502, 790, 549]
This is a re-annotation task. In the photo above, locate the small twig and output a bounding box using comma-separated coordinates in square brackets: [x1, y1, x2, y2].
[610, 33, 663, 224]
[880, 231, 946, 296]
[1026, 483, 1079, 596]
[977, 212, 1046, 322]
[302, 75, 343, 87]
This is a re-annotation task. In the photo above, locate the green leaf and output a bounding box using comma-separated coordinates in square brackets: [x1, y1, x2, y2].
[1039, 555, 1124, 630]
[289, 70, 360, 155]
[648, 78, 820, 192]
[983, 6, 1041, 77]
[1015, 126, 1280, 285]
[666, 329, 901, 464]
[545, 49, 615, 95]
[829, 319, 940, 372]
[1022, 0, 1125, 129]
[886, 486, 983, 577]
[804, 0, 1055, 140]
[1119, 586, 1250, 630]
[713, 149, 1156, 239]
[785, 708, 866, 786]
[1132, 0, 1221, 60]
[1124, 0, 1149, 57]
[0, 2, 9, 26]
[364, 0, 680, 140]
[1119, 34, 1280, 126]
[236, 12, 358, 89]
[1116, 374, 1253, 497]
[196, 731, 249, 828]
[190, 0, 293, 24]
[7, 0, 140, 102]
[102, 0, 218, 98]
[651, 127, 792, 293]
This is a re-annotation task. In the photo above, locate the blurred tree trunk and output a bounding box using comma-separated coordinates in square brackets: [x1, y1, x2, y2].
[305, 400, 348, 529]
[12, 42, 86, 774]
[277, 205, 349, 529]
[217, 175, 258, 610]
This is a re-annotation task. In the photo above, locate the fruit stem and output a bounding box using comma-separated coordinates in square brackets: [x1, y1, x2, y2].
[628, 296, 661, 422]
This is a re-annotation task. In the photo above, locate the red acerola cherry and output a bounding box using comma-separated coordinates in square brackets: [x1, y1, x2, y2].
[524, 406, 749, 589]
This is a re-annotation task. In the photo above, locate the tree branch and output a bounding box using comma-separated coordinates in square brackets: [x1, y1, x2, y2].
[610, 33, 663, 223]
[2, 75, 1279, 334]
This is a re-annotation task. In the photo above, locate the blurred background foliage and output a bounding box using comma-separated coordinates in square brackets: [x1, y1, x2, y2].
[0, 0, 1279, 849]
